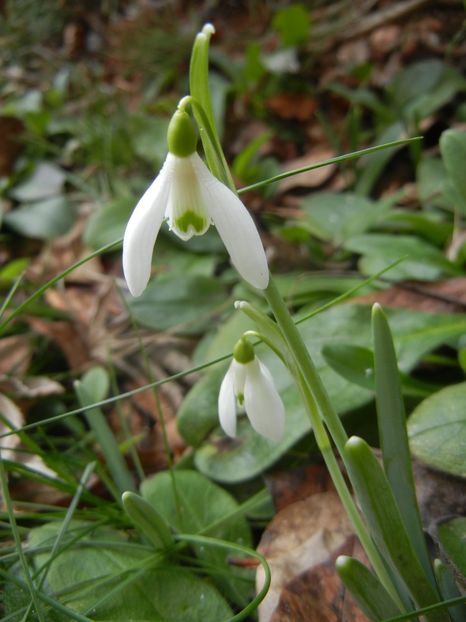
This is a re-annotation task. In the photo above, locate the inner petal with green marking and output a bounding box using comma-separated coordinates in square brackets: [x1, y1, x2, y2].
[175, 209, 208, 235]
[166, 155, 212, 241]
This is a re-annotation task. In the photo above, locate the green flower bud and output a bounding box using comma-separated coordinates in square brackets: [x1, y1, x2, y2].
[233, 337, 255, 364]
[167, 110, 197, 157]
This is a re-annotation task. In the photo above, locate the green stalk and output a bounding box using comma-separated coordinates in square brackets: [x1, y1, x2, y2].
[294, 372, 404, 609]
[264, 277, 349, 455]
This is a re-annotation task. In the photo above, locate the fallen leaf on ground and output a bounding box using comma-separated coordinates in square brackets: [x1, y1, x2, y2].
[0, 335, 32, 376]
[0, 116, 24, 176]
[258, 465, 369, 622]
[278, 148, 336, 193]
[266, 93, 317, 121]
[0, 393, 58, 511]
[355, 277, 466, 313]
[257, 490, 367, 622]
[0, 376, 64, 398]
[0, 393, 24, 453]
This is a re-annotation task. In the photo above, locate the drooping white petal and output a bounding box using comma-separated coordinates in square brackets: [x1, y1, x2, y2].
[244, 359, 285, 442]
[165, 154, 212, 241]
[122, 157, 173, 297]
[218, 364, 238, 437]
[191, 156, 269, 289]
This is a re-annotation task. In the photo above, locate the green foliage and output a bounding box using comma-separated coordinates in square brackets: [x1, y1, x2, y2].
[272, 4, 311, 47]
[408, 383, 466, 478]
[438, 518, 466, 580]
[2, 9, 466, 622]
[5, 522, 232, 621]
[141, 470, 253, 606]
[179, 304, 466, 482]
[126, 273, 229, 335]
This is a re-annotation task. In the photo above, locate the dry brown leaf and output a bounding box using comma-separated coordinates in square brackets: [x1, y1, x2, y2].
[27, 280, 127, 371]
[117, 370, 186, 472]
[266, 465, 334, 511]
[0, 116, 24, 176]
[266, 93, 317, 121]
[355, 278, 466, 313]
[414, 460, 466, 536]
[0, 393, 24, 453]
[0, 335, 32, 376]
[0, 376, 64, 399]
[28, 317, 92, 370]
[0, 393, 57, 511]
[278, 148, 336, 193]
[26, 213, 102, 285]
[369, 25, 401, 58]
[257, 490, 366, 622]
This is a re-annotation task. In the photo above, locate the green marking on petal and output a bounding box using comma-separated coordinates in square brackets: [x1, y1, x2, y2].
[175, 210, 208, 234]
[237, 393, 245, 406]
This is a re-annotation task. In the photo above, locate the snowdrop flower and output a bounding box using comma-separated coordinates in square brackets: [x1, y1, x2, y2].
[218, 337, 285, 442]
[123, 107, 269, 296]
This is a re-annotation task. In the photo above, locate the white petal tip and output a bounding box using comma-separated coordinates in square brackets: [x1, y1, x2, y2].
[202, 23, 215, 36]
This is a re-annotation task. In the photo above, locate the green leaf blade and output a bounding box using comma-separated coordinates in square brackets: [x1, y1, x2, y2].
[372, 304, 435, 585]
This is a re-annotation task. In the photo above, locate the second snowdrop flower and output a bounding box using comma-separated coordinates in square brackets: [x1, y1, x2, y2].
[218, 337, 285, 442]
[122, 105, 269, 297]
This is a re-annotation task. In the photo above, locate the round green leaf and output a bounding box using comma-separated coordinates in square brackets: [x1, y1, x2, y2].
[408, 382, 466, 477]
[127, 274, 228, 335]
[141, 469, 253, 606]
[3, 196, 76, 240]
[13, 522, 232, 622]
[437, 517, 466, 579]
[440, 129, 466, 214]
[84, 195, 134, 249]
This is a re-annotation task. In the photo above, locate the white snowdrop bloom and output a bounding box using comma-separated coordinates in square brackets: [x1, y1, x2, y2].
[122, 109, 269, 297]
[218, 338, 285, 442]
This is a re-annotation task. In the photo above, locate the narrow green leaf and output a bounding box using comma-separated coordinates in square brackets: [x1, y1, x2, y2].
[434, 559, 466, 622]
[122, 491, 173, 550]
[75, 369, 135, 496]
[189, 24, 234, 189]
[372, 304, 435, 585]
[344, 437, 447, 621]
[336, 555, 401, 621]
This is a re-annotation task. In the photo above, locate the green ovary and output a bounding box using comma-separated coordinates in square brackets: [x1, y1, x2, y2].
[175, 209, 208, 234]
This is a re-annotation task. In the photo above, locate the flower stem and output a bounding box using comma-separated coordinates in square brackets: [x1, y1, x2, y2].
[264, 275, 405, 610]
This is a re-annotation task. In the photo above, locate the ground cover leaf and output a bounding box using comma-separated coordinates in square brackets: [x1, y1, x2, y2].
[344, 234, 460, 281]
[84, 195, 135, 249]
[141, 469, 253, 606]
[127, 273, 229, 335]
[408, 382, 466, 478]
[300, 192, 387, 245]
[437, 517, 466, 586]
[179, 304, 466, 483]
[440, 129, 466, 215]
[4, 196, 76, 240]
[10, 162, 66, 202]
[417, 158, 450, 210]
[389, 59, 465, 123]
[5, 521, 232, 621]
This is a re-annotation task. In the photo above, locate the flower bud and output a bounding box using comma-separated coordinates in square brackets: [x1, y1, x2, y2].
[167, 109, 198, 157]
